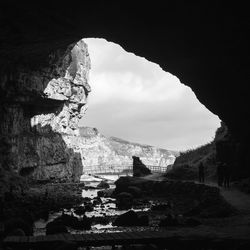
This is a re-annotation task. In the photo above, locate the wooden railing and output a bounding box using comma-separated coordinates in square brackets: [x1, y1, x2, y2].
[83, 164, 170, 174]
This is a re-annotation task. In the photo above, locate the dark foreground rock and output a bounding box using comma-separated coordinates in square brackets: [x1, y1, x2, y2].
[46, 214, 92, 234]
[116, 192, 133, 210]
[1, 182, 85, 237]
[4, 218, 33, 237]
[113, 210, 149, 226]
[115, 176, 236, 218]
[97, 180, 110, 189]
[132, 156, 151, 177]
[159, 215, 201, 227]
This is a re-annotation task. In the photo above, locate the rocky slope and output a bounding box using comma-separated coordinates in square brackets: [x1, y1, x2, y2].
[0, 39, 91, 187]
[166, 122, 239, 181]
[64, 127, 178, 174]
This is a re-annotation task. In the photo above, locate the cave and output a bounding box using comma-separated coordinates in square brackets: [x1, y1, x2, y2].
[1, 2, 249, 182]
[0, 2, 250, 248]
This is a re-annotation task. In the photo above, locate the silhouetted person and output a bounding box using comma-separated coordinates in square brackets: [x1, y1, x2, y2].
[217, 161, 224, 187]
[198, 162, 205, 183]
[223, 163, 230, 188]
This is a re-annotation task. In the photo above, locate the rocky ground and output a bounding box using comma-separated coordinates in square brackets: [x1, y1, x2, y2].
[0, 181, 85, 237]
[1, 174, 250, 250]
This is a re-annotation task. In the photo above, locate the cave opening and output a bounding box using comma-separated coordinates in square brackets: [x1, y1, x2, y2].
[80, 38, 221, 152]
[1, 2, 250, 244]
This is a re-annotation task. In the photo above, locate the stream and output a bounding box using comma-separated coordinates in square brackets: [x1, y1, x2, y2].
[33, 174, 152, 236]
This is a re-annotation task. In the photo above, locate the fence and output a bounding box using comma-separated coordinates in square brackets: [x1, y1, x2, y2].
[83, 164, 170, 174]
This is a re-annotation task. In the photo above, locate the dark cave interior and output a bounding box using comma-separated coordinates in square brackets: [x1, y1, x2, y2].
[1, 1, 249, 179]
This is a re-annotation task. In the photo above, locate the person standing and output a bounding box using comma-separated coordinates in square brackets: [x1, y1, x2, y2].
[223, 163, 230, 188]
[217, 161, 224, 187]
[198, 162, 205, 183]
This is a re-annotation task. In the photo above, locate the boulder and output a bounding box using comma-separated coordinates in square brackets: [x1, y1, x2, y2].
[46, 221, 68, 235]
[4, 218, 33, 236]
[132, 156, 151, 177]
[137, 215, 149, 226]
[97, 180, 110, 189]
[184, 217, 201, 227]
[7, 228, 25, 236]
[74, 206, 86, 216]
[77, 216, 92, 230]
[116, 192, 133, 210]
[113, 210, 138, 226]
[113, 210, 149, 226]
[127, 186, 142, 198]
[151, 202, 172, 211]
[54, 241, 78, 250]
[159, 214, 179, 227]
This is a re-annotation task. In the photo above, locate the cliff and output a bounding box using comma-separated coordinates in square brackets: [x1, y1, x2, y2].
[68, 127, 178, 173]
[0, 39, 91, 187]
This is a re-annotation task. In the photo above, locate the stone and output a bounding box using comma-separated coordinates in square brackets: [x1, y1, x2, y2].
[7, 228, 26, 236]
[74, 206, 86, 216]
[0, 39, 90, 184]
[4, 218, 33, 236]
[46, 221, 68, 235]
[132, 156, 151, 177]
[159, 214, 179, 227]
[97, 180, 110, 189]
[113, 210, 139, 226]
[184, 218, 202, 227]
[151, 203, 171, 211]
[113, 210, 149, 227]
[116, 192, 133, 210]
[127, 186, 142, 198]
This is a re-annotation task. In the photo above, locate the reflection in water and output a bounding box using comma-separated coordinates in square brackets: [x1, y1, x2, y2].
[34, 174, 151, 235]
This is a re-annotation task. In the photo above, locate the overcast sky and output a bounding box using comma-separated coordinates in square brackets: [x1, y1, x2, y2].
[80, 38, 220, 151]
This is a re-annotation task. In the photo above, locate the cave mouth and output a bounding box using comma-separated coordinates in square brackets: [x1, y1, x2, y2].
[80, 38, 221, 152]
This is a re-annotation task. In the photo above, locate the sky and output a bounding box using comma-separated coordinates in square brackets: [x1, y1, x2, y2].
[80, 38, 220, 151]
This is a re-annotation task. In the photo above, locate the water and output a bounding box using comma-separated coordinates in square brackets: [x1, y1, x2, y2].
[34, 173, 151, 235]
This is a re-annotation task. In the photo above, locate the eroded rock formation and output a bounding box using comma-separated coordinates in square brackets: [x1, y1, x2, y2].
[0, 39, 90, 184]
[72, 127, 176, 174]
[0, 2, 250, 182]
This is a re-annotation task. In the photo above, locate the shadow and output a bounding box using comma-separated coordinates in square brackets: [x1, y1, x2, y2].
[0, 40, 88, 188]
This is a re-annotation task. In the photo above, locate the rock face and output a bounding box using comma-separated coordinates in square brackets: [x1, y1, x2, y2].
[0, 40, 91, 184]
[1, 2, 250, 183]
[74, 127, 177, 174]
[132, 156, 151, 177]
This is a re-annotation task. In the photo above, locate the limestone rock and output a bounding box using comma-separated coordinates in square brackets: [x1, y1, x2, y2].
[0, 39, 91, 183]
[77, 127, 177, 175]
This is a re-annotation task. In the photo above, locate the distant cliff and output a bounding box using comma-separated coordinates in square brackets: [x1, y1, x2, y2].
[64, 127, 178, 174]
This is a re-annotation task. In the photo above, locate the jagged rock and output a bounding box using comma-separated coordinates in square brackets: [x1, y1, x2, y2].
[113, 210, 149, 226]
[7, 228, 26, 236]
[184, 218, 202, 227]
[127, 186, 142, 198]
[46, 221, 68, 235]
[132, 156, 151, 177]
[159, 214, 179, 227]
[4, 218, 33, 236]
[116, 192, 133, 210]
[151, 203, 172, 211]
[0, 39, 90, 183]
[74, 206, 86, 216]
[97, 180, 110, 189]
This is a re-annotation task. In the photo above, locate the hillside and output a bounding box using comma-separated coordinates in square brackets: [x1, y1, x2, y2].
[73, 127, 178, 173]
[166, 122, 227, 181]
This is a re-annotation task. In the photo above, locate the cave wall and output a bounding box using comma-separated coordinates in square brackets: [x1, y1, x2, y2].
[0, 2, 249, 178]
[0, 39, 90, 183]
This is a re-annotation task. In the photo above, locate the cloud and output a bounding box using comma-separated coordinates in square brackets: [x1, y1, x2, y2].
[80, 38, 220, 151]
